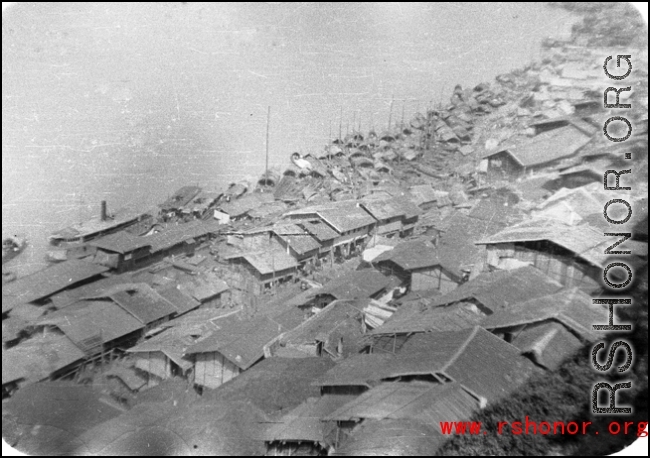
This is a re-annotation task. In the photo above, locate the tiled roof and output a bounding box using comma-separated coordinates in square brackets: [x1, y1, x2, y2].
[220, 193, 274, 217]
[475, 218, 612, 268]
[261, 395, 351, 444]
[468, 199, 524, 224]
[435, 212, 506, 276]
[38, 300, 144, 348]
[2, 295, 24, 315]
[146, 221, 218, 253]
[409, 185, 438, 205]
[243, 249, 299, 275]
[49, 272, 136, 309]
[73, 399, 267, 456]
[156, 286, 201, 315]
[90, 283, 178, 325]
[2, 383, 124, 443]
[483, 125, 591, 167]
[159, 186, 202, 211]
[325, 381, 479, 428]
[2, 260, 109, 304]
[285, 202, 377, 233]
[49, 209, 144, 242]
[512, 321, 584, 370]
[311, 353, 396, 388]
[2, 317, 29, 343]
[528, 115, 599, 136]
[316, 327, 533, 403]
[360, 198, 406, 221]
[181, 191, 221, 213]
[277, 300, 365, 357]
[186, 309, 304, 370]
[2, 334, 85, 385]
[272, 224, 321, 255]
[90, 231, 151, 254]
[374, 239, 445, 272]
[534, 183, 635, 223]
[369, 301, 485, 336]
[481, 288, 603, 341]
[299, 220, 339, 242]
[427, 266, 562, 312]
[317, 204, 377, 233]
[398, 327, 534, 403]
[127, 326, 199, 371]
[203, 357, 336, 416]
[318, 269, 392, 300]
[178, 275, 229, 303]
[331, 419, 443, 456]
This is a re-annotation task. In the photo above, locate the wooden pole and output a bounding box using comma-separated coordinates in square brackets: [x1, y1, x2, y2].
[329, 119, 332, 145]
[388, 95, 394, 130]
[265, 106, 271, 183]
[339, 106, 343, 141]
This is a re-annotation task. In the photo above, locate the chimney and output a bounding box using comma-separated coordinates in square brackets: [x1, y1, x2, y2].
[101, 200, 108, 221]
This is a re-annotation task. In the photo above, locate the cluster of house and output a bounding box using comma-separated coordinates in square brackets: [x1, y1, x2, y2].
[2, 36, 648, 455]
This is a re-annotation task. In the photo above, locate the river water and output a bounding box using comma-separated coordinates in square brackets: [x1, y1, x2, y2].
[2, 2, 576, 275]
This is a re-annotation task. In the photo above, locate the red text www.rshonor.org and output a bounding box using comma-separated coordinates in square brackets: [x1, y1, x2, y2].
[439, 418, 648, 437]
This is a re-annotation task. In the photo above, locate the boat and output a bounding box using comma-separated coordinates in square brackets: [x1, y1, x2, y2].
[2, 236, 27, 264]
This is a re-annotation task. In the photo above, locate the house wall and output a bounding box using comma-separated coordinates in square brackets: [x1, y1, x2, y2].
[375, 261, 409, 285]
[118, 246, 154, 272]
[284, 213, 322, 225]
[486, 152, 524, 181]
[485, 242, 600, 292]
[266, 442, 324, 456]
[401, 216, 418, 237]
[411, 267, 458, 293]
[64, 244, 98, 261]
[78, 217, 145, 244]
[376, 218, 402, 236]
[333, 225, 372, 247]
[133, 351, 172, 380]
[144, 241, 197, 267]
[258, 267, 297, 285]
[194, 351, 241, 389]
[555, 172, 600, 189]
[317, 239, 334, 256]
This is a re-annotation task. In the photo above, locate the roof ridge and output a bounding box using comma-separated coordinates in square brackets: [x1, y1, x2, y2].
[440, 326, 479, 372]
